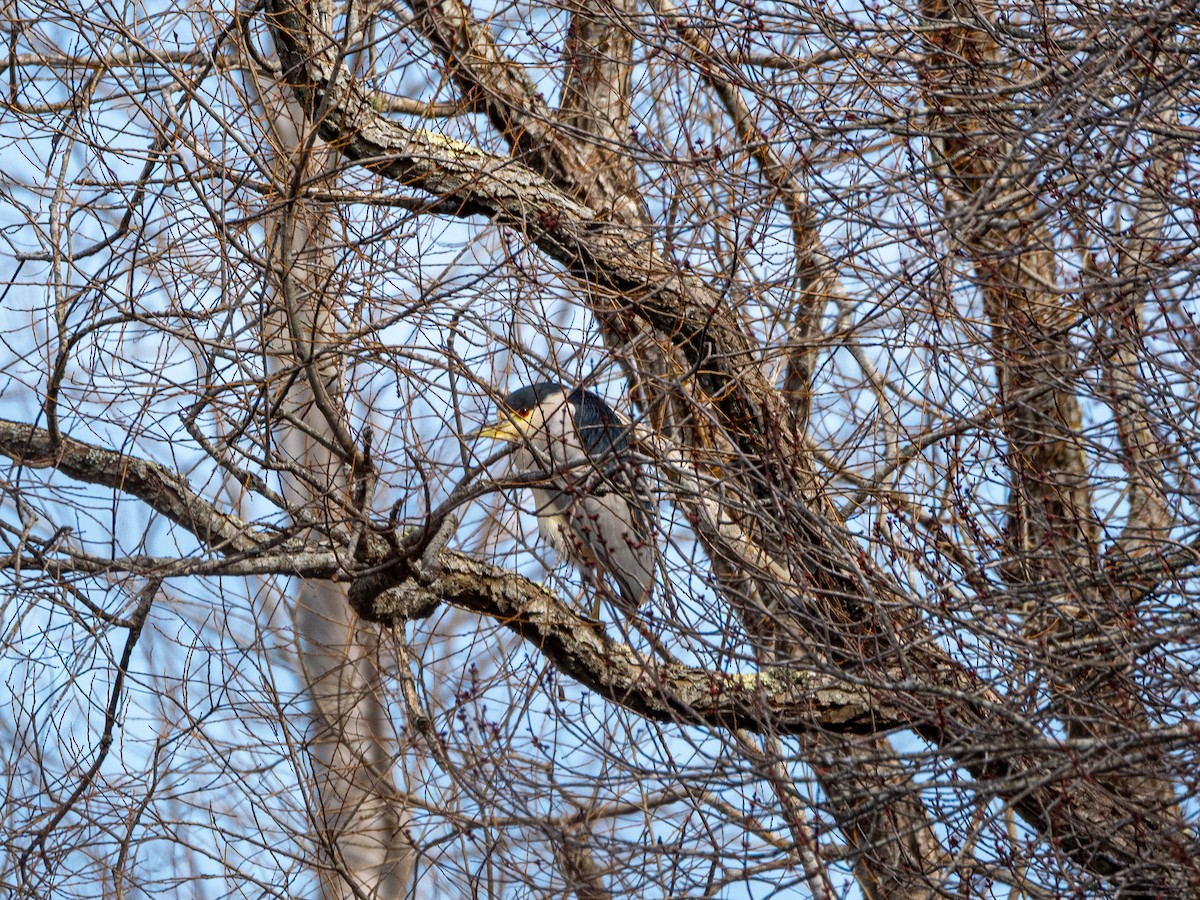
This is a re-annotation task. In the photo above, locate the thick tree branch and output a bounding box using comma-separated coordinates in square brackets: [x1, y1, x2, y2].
[916, 3, 1188, 891]
[1102, 112, 1185, 561]
[0, 417, 260, 554]
[2, 412, 1196, 890]
[361, 550, 900, 735]
[646, 10, 944, 890]
[0, 418, 891, 738]
[267, 0, 794, 462]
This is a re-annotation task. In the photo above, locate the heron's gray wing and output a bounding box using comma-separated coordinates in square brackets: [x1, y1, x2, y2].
[547, 489, 653, 611]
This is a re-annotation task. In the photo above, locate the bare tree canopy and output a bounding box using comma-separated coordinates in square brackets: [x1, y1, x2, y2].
[1, 0, 1198, 896]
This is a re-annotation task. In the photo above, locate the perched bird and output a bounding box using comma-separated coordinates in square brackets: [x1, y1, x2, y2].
[479, 382, 655, 617]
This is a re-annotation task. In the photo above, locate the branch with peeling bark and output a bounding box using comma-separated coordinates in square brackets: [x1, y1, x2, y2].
[9, 0, 1190, 888]
[0, 417, 261, 554]
[271, 0, 1200, 882]
[362, 551, 906, 736]
[2, 409, 1197, 891]
[267, 0, 797, 469]
[0, 417, 888, 738]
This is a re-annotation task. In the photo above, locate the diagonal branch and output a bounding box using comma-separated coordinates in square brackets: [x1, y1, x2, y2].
[0, 417, 259, 554]
[2, 411, 1198, 893]
[262, 2, 1199, 891]
[359, 550, 904, 735]
[646, 9, 945, 891]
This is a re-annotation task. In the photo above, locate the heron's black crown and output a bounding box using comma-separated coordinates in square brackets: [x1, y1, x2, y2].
[501, 382, 567, 416]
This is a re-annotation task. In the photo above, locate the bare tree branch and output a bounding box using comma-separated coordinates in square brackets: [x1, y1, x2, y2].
[0, 418, 260, 554]
[917, 0, 1188, 885]
[5, 0, 1200, 895]
[2, 401, 1197, 891]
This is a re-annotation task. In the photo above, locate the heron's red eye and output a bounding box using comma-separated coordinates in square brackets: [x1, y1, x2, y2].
[517, 407, 531, 417]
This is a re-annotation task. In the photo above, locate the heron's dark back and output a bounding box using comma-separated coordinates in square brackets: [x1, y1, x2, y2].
[567, 387, 631, 461]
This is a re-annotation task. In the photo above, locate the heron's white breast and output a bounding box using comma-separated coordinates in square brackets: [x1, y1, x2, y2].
[530, 487, 590, 567]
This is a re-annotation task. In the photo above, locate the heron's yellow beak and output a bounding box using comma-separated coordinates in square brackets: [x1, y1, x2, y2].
[477, 416, 523, 442]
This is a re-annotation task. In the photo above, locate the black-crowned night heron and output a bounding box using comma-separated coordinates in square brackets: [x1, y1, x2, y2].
[479, 382, 655, 617]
